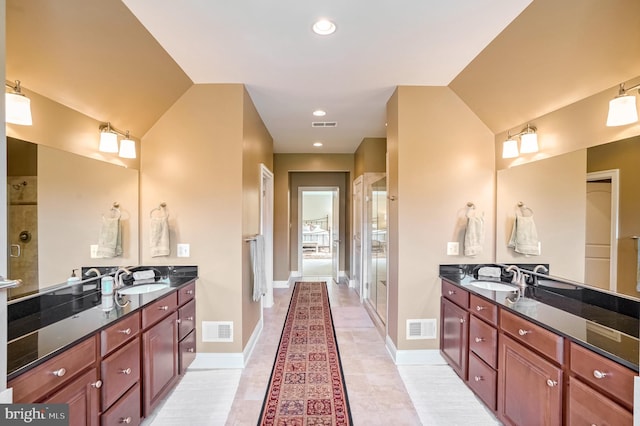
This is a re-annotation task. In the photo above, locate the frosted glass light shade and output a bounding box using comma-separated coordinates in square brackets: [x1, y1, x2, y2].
[99, 131, 119, 153]
[520, 132, 538, 154]
[119, 138, 136, 159]
[6, 92, 32, 125]
[606, 95, 638, 126]
[502, 139, 519, 158]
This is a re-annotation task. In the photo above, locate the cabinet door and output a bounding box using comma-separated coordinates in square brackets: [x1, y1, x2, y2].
[498, 334, 562, 426]
[43, 368, 100, 426]
[440, 297, 469, 380]
[568, 377, 632, 426]
[142, 311, 179, 417]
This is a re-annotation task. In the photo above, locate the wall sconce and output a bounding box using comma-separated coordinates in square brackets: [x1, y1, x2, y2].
[5, 80, 33, 126]
[502, 124, 538, 158]
[98, 122, 137, 158]
[606, 82, 639, 127]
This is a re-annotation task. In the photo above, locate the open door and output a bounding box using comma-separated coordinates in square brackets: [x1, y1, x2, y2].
[331, 188, 340, 283]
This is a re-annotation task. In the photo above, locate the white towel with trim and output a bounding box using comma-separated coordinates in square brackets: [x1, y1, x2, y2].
[464, 213, 484, 256]
[508, 214, 540, 255]
[97, 216, 122, 258]
[150, 215, 170, 257]
[250, 235, 267, 302]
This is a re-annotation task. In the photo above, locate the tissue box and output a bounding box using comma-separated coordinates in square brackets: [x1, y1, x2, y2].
[477, 266, 501, 278]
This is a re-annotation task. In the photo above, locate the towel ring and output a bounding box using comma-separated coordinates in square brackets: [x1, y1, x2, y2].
[150, 202, 168, 218]
[104, 202, 121, 219]
[517, 202, 534, 216]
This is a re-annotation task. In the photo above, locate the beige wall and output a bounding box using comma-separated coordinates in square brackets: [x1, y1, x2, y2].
[141, 84, 246, 353]
[386, 90, 399, 345]
[388, 86, 496, 351]
[273, 154, 354, 281]
[354, 137, 386, 177]
[496, 150, 586, 280]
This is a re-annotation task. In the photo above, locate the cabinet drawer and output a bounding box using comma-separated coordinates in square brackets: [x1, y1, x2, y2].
[441, 280, 469, 309]
[468, 352, 497, 411]
[470, 294, 497, 326]
[9, 336, 98, 403]
[570, 342, 635, 409]
[179, 329, 197, 374]
[568, 377, 632, 426]
[101, 338, 140, 410]
[178, 299, 196, 341]
[469, 315, 497, 368]
[142, 292, 177, 329]
[101, 382, 141, 426]
[500, 309, 563, 364]
[178, 281, 196, 306]
[101, 312, 140, 357]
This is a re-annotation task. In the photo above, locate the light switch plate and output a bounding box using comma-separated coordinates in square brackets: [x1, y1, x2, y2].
[90, 245, 99, 258]
[177, 243, 190, 258]
[446, 242, 459, 256]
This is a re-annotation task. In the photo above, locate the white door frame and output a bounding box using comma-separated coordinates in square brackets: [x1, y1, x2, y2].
[586, 169, 619, 293]
[298, 186, 338, 278]
[260, 164, 274, 308]
[352, 176, 363, 301]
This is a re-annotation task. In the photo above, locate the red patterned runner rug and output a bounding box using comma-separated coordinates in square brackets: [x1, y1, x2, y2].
[258, 281, 352, 425]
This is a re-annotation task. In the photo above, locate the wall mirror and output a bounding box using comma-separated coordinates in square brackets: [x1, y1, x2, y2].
[496, 135, 640, 299]
[6, 137, 139, 301]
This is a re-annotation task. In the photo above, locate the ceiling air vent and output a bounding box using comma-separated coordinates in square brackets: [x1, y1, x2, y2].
[312, 121, 338, 128]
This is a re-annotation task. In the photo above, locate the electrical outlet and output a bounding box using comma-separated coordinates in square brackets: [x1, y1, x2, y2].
[446, 242, 459, 256]
[177, 243, 190, 258]
[90, 244, 99, 258]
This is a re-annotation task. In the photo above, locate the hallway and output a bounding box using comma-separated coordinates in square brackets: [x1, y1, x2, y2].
[145, 279, 499, 425]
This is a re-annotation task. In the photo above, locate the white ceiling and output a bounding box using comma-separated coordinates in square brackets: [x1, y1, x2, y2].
[122, 0, 532, 153]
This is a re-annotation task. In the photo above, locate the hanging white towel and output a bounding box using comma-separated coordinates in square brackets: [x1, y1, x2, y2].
[508, 214, 540, 256]
[250, 235, 267, 302]
[464, 213, 484, 256]
[150, 214, 170, 257]
[97, 216, 122, 258]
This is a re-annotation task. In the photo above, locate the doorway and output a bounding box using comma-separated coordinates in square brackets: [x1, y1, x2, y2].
[299, 188, 338, 278]
[260, 164, 274, 308]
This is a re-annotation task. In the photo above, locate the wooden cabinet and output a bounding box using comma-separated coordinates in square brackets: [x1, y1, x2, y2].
[178, 298, 197, 374]
[440, 296, 469, 380]
[567, 377, 632, 426]
[101, 383, 141, 426]
[101, 337, 141, 409]
[43, 368, 101, 426]
[498, 334, 562, 426]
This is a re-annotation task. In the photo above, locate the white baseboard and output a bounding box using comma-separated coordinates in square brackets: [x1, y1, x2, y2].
[348, 279, 355, 288]
[273, 280, 289, 289]
[189, 317, 263, 370]
[0, 388, 13, 403]
[385, 335, 447, 365]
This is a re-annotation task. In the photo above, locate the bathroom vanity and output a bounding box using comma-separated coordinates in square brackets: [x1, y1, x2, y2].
[6, 266, 197, 426]
[440, 264, 637, 426]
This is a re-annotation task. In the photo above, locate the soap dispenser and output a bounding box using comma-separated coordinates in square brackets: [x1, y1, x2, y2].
[68, 269, 82, 295]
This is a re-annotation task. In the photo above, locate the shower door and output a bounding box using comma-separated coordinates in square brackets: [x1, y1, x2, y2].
[364, 174, 387, 323]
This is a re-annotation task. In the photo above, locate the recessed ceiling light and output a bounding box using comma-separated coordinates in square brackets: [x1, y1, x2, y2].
[312, 19, 336, 35]
[313, 142, 323, 147]
[313, 109, 326, 117]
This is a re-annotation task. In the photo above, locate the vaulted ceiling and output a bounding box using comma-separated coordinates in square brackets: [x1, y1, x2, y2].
[6, 0, 640, 153]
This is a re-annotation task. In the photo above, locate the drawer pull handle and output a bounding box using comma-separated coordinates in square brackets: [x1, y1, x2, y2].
[118, 328, 132, 335]
[474, 376, 483, 382]
[91, 380, 103, 389]
[187, 348, 195, 353]
[120, 417, 132, 424]
[475, 305, 486, 311]
[119, 368, 132, 375]
[176, 319, 182, 324]
[52, 368, 66, 377]
[158, 305, 169, 311]
[186, 290, 194, 295]
[459, 318, 465, 324]
[474, 337, 484, 343]
[518, 329, 530, 336]
[448, 290, 455, 295]
[187, 316, 194, 321]
[593, 370, 607, 379]
[546, 379, 558, 387]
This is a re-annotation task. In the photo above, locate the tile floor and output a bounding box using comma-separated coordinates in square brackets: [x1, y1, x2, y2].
[144, 278, 500, 425]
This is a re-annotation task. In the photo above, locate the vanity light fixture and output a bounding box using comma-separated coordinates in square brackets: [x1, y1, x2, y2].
[313, 142, 323, 147]
[312, 19, 336, 35]
[313, 109, 326, 117]
[502, 124, 538, 158]
[606, 82, 639, 127]
[5, 80, 33, 126]
[98, 122, 136, 158]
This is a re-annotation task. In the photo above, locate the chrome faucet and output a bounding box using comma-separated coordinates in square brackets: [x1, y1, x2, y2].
[114, 267, 132, 289]
[505, 265, 528, 293]
[532, 265, 549, 286]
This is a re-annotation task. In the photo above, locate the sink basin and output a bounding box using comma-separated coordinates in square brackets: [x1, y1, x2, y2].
[117, 283, 169, 295]
[469, 281, 518, 292]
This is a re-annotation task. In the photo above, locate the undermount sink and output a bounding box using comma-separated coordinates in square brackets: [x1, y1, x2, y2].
[117, 283, 169, 295]
[469, 281, 518, 292]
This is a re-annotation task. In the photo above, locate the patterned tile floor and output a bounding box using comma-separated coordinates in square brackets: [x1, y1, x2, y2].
[144, 278, 500, 425]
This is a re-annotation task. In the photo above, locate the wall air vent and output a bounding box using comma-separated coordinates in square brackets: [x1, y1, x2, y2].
[202, 321, 233, 342]
[406, 319, 437, 340]
[311, 121, 338, 128]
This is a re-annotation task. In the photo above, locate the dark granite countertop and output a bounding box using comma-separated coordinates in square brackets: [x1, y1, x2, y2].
[7, 266, 197, 381]
[440, 265, 638, 372]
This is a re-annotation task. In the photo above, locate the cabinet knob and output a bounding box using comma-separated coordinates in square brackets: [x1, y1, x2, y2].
[459, 318, 465, 324]
[187, 316, 194, 321]
[119, 368, 132, 375]
[474, 376, 483, 382]
[518, 329, 530, 336]
[120, 417, 132, 424]
[475, 305, 486, 311]
[474, 337, 484, 343]
[187, 348, 195, 353]
[158, 305, 169, 311]
[593, 370, 607, 379]
[448, 290, 455, 295]
[52, 368, 66, 377]
[176, 319, 182, 324]
[118, 328, 132, 335]
[546, 379, 558, 387]
[91, 380, 103, 389]
[186, 290, 194, 295]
